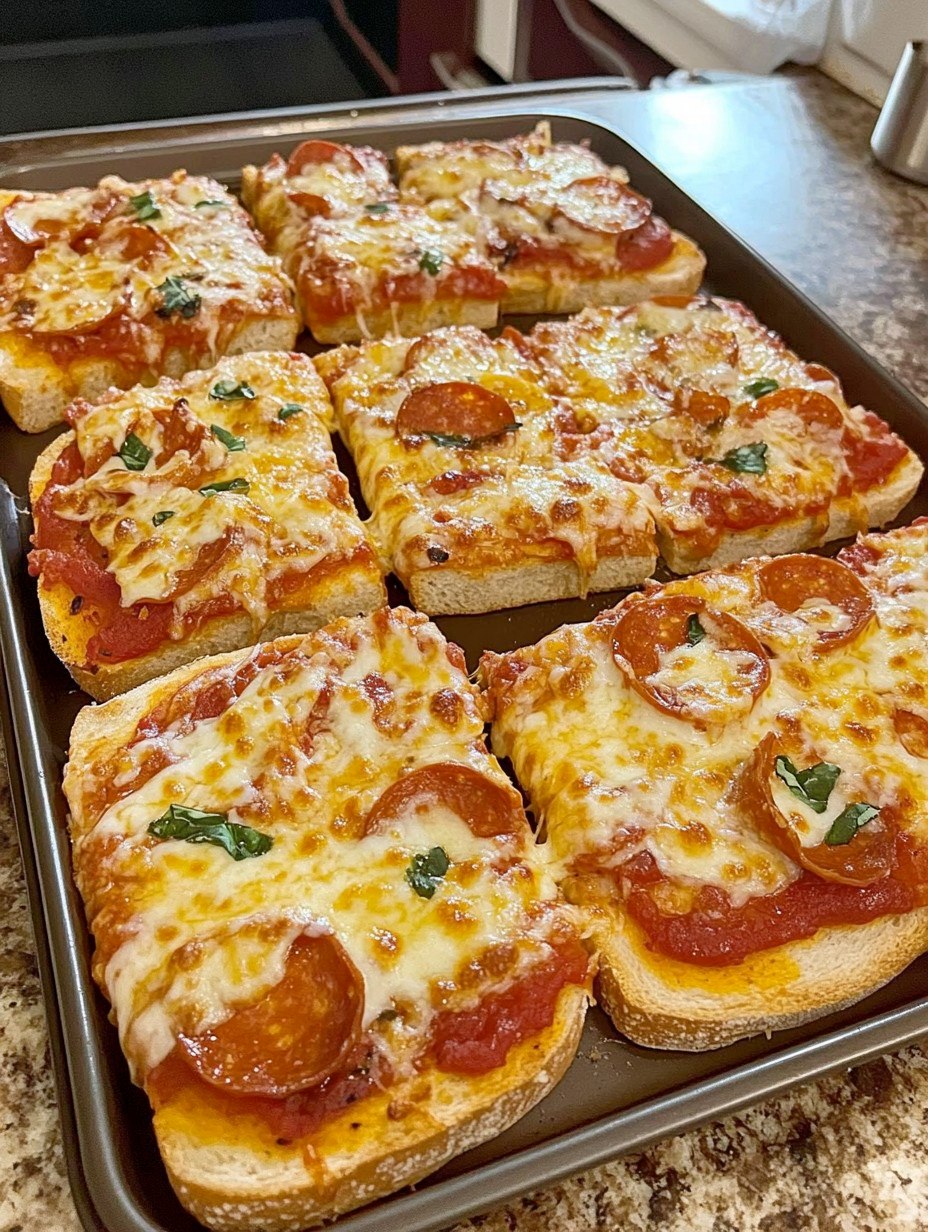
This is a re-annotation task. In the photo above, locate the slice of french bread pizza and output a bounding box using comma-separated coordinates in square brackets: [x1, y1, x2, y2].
[64, 606, 591, 1231]
[482, 524, 928, 1050]
[29, 351, 385, 700]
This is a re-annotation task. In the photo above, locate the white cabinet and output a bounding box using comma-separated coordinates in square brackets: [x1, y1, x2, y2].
[819, 0, 928, 104]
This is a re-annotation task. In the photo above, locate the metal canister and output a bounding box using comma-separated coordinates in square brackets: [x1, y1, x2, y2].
[871, 40, 928, 185]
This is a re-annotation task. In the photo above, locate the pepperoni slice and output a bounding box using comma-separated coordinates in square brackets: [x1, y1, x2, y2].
[738, 732, 893, 887]
[615, 215, 674, 271]
[554, 176, 651, 235]
[757, 555, 873, 650]
[287, 189, 331, 217]
[748, 387, 844, 432]
[396, 382, 517, 443]
[649, 328, 740, 377]
[672, 387, 730, 425]
[364, 762, 524, 839]
[612, 594, 770, 727]
[894, 709, 928, 759]
[286, 139, 364, 177]
[178, 933, 363, 1097]
[0, 216, 36, 274]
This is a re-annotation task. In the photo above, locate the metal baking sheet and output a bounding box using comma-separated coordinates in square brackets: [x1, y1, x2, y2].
[1, 82, 926, 1232]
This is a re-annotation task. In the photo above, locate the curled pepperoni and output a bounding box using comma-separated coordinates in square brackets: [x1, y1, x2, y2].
[612, 594, 770, 727]
[286, 139, 364, 177]
[737, 732, 893, 887]
[364, 762, 524, 839]
[178, 933, 363, 1097]
[805, 362, 842, 393]
[748, 387, 844, 432]
[757, 555, 873, 650]
[287, 189, 331, 217]
[396, 382, 518, 442]
[894, 709, 928, 759]
[0, 215, 36, 274]
[615, 215, 674, 270]
[673, 387, 730, 425]
[554, 176, 651, 235]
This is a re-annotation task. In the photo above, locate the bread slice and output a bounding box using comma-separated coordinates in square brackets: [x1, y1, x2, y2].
[587, 899, 928, 1051]
[307, 297, 498, 347]
[29, 354, 386, 699]
[407, 554, 655, 616]
[500, 233, 706, 317]
[657, 449, 923, 574]
[154, 984, 586, 1232]
[65, 610, 591, 1230]
[0, 174, 299, 434]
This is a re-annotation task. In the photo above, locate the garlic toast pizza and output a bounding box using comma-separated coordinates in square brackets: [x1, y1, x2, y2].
[29, 352, 385, 699]
[395, 121, 705, 314]
[483, 523, 928, 1050]
[63, 606, 590, 1231]
[0, 172, 298, 432]
[316, 326, 658, 614]
[242, 141, 505, 345]
[523, 296, 921, 573]
[242, 124, 704, 343]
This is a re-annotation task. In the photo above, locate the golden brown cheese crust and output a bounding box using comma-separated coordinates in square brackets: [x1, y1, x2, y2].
[483, 523, 928, 1048]
[64, 607, 590, 1229]
[0, 172, 299, 432]
[29, 352, 385, 698]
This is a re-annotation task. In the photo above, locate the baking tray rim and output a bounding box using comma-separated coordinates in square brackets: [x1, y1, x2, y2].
[0, 86, 926, 1232]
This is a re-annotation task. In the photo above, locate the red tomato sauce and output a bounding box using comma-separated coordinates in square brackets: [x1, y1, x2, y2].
[840, 414, 908, 491]
[621, 851, 917, 966]
[429, 937, 589, 1074]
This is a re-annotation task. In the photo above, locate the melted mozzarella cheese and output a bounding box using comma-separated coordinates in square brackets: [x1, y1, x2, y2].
[323, 327, 657, 586]
[66, 611, 571, 1081]
[487, 528, 928, 911]
[46, 351, 377, 636]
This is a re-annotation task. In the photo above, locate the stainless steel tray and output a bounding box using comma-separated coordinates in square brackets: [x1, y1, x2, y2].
[1, 81, 926, 1232]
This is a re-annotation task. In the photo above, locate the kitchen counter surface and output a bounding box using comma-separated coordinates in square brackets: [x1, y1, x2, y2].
[2, 69, 928, 1232]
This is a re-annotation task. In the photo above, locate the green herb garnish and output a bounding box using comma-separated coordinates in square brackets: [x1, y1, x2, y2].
[743, 377, 780, 399]
[405, 846, 450, 899]
[425, 422, 521, 450]
[210, 423, 246, 452]
[152, 510, 175, 527]
[118, 433, 152, 472]
[717, 441, 768, 474]
[128, 190, 161, 221]
[194, 199, 228, 209]
[199, 477, 250, 497]
[824, 802, 880, 846]
[210, 380, 255, 401]
[686, 613, 706, 646]
[155, 276, 201, 320]
[147, 804, 272, 861]
[364, 202, 391, 215]
[278, 403, 304, 420]
[418, 248, 444, 276]
[775, 755, 841, 815]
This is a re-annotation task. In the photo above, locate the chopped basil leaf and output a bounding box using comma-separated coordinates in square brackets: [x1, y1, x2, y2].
[155, 276, 200, 319]
[194, 199, 228, 209]
[128, 190, 161, 221]
[210, 423, 246, 452]
[717, 441, 768, 474]
[152, 510, 175, 527]
[364, 202, 391, 215]
[426, 422, 521, 450]
[200, 477, 250, 497]
[775, 755, 841, 815]
[418, 248, 444, 276]
[148, 804, 272, 861]
[824, 802, 880, 846]
[686, 613, 706, 646]
[210, 380, 256, 401]
[118, 433, 152, 472]
[405, 846, 450, 899]
[743, 377, 780, 399]
[278, 403, 304, 420]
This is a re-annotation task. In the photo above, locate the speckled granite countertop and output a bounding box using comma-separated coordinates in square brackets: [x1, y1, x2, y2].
[2, 70, 928, 1232]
